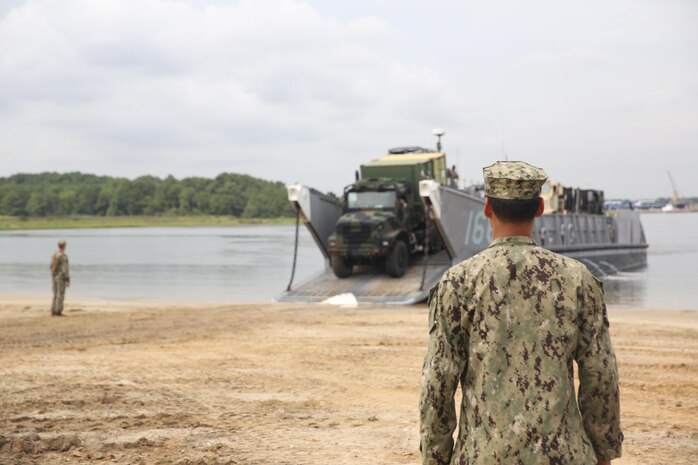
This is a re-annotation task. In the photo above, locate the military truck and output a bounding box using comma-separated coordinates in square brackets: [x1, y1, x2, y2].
[327, 147, 447, 278]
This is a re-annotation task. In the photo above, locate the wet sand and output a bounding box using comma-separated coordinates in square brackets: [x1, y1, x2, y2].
[0, 296, 696, 465]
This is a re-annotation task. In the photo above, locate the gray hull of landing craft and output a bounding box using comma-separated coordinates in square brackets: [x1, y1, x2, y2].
[277, 182, 648, 304]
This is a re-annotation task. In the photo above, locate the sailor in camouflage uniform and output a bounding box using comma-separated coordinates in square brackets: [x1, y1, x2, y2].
[50, 240, 70, 316]
[419, 161, 622, 465]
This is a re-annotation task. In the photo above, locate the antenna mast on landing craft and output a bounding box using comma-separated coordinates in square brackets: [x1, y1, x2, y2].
[432, 128, 445, 152]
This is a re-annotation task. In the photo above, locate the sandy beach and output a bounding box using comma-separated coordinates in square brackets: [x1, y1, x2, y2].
[0, 296, 696, 465]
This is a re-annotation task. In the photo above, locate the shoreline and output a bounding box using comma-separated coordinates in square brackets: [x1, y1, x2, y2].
[0, 293, 267, 308]
[1, 298, 696, 464]
[0, 215, 296, 231]
[3, 293, 696, 313]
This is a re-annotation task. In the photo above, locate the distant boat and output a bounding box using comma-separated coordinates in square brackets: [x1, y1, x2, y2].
[634, 199, 667, 210]
[662, 202, 689, 212]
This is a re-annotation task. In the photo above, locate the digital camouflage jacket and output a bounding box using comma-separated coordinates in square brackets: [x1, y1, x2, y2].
[50, 251, 70, 282]
[420, 236, 622, 465]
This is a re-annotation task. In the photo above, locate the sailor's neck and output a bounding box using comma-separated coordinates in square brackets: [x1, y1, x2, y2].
[490, 222, 535, 240]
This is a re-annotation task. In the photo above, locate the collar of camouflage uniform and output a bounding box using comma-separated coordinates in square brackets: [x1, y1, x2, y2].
[489, 236, 538, 248]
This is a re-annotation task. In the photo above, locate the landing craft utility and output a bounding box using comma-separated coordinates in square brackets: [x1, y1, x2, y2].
[280, 131, 648, 304]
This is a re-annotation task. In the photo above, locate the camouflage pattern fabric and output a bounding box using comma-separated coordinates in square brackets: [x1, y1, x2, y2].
[483, 161, 548, 200]
[328, 176, 421, 261]
[51, 277, 67, 316]
[420, 236, 622, 465]
[50, 252, 70, 316]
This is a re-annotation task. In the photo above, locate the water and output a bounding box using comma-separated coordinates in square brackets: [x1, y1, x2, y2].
[0, 213, 697, 308]
[0, 225, 324, 302]
[602, 212, 698, 309]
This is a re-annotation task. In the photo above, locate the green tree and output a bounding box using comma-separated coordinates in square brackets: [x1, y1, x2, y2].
[0, 171, 294, 218]
[1, 188, 29, 216]
[57, 190, 77, 215]
[27, 190, 54, 216]
[179, 187, 196, 213]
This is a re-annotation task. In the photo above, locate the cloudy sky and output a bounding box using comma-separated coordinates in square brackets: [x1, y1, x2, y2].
[0, 0, 696, 198]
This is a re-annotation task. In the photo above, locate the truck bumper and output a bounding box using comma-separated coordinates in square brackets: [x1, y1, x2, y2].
[329, 247, 387, 258]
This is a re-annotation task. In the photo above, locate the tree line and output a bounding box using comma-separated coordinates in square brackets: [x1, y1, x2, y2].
[0, 172, 294, 218]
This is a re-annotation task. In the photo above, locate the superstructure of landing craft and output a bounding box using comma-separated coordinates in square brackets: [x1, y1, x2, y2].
[277, 141, 648, 305]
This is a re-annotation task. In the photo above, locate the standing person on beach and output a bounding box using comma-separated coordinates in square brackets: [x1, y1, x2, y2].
[419, 161, 622, 465]
[50, 240, 70, 316]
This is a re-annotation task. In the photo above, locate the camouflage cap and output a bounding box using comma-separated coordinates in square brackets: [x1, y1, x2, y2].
[483, 161, 548, 200]
[58, 240, 66, 247]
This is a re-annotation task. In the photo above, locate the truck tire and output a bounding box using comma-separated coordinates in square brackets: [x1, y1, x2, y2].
[331, 256, 353, 278]
[386, 240, 408, 278]
[428, 225, 444, 254]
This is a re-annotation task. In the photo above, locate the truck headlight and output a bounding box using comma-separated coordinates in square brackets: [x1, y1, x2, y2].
[382, 240, 389, 246]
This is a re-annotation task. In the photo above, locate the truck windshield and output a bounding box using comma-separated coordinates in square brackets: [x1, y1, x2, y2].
[347, 191, 397, 209]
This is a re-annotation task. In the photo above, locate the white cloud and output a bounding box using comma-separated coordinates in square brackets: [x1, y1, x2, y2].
[0, 0, 696, 198]
[0, 0, 460, 190]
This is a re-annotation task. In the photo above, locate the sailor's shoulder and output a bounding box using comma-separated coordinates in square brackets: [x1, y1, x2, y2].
[532, 246, 589, 275]
[441, 253, 483, 282]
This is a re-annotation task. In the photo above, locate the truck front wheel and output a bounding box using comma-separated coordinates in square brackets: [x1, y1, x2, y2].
[386, 240, 408, 278]
[331, 256, 353, 278]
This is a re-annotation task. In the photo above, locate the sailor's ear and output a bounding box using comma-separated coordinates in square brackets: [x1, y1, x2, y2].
[536, 197, 545, 217]
[484, 197, 493, 218]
